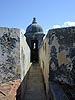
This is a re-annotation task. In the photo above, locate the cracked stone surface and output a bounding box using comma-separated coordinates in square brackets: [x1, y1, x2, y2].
[0, 79, 21, 100]
[0, 28, 20, 83]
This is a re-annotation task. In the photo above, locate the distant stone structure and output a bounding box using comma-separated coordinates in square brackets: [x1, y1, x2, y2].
[25, 17, 45, 62]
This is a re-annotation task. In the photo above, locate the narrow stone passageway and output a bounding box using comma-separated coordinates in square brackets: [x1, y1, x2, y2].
[24, 63, 47, 100]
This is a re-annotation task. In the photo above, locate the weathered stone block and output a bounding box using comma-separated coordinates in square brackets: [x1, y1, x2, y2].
[0, 27, 31, 83]
[48, 27, 75, 85]
[39, 27, 75, 99]
[0, 27, 20, 83]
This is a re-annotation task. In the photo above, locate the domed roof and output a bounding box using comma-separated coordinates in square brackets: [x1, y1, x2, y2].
[26, 18, 43, 34]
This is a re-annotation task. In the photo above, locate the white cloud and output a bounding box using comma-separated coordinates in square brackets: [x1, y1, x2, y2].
[52, 25, 61, 29]
[52, 21, 75, 29]
[64, 21, 75, 27]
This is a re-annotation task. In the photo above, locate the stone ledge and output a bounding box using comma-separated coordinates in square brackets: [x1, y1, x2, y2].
[49, 81, 69, 100]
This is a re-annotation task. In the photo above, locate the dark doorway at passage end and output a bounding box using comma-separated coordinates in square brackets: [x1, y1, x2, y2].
[31, 40, 39, 62]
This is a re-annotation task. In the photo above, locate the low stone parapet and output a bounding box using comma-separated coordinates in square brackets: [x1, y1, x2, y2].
[49, 81, 69, 100]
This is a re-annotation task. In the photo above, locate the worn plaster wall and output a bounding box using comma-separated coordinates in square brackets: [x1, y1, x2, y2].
[39, 26, 75, 96]
[0, 27, 31, 83]
[20, 32, 31, 80]
[48, 27, 75, 85]
[39, 37, 49, 95]
[0, 27, 20, 83]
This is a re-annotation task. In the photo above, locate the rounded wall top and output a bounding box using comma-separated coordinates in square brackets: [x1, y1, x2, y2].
[26, 18, 44, 34]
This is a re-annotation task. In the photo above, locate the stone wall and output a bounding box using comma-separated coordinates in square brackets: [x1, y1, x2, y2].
[20, 31, 31, 80]
[39, 27, 75, 96]
[0, 27, 20, 83]
[0, 27, 31, 83]
[48, 27, 75, 85]
[39, 37, 49, 96]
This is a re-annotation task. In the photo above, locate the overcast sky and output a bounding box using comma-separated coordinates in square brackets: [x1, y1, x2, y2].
[0, 0, 75, 33]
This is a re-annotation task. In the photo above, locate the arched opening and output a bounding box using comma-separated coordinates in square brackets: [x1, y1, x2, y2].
[31, 40, 39, 62]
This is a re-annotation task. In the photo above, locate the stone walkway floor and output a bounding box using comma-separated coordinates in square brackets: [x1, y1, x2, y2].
[24, 63, 47, 100]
